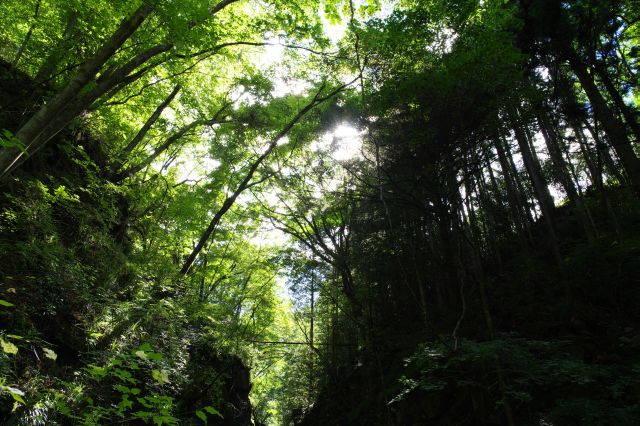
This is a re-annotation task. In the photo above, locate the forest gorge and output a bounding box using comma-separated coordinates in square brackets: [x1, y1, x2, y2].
[0, 0, 639, 424]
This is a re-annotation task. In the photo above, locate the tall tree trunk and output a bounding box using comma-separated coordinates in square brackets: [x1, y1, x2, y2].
[476, 164, 504, 270]
[593, 62, 640, 142]
[457, 214, 516, 426]
[511, 114, 555, 213]
[484, 146, 517, 241]
[0, 3, 154, 178]
[2, 42, 173, 178]
[565, 46, 640, 193]
[114, 98, 232, 181]
[571, 120, 602, 188]
[35, 11, 79, 84]
[495, 137, 532, 240]
[538, 114, 597, 241]
[12, 0, 42, 68]
[509, 109, 561, 262]
[109, 84, 181, 175]
[0, 0, 241, 179]
[179, 81, 352, 275]
[504, 137, 536, 225]
[582, 117, 627, 185]
[307, 273, 315, 399]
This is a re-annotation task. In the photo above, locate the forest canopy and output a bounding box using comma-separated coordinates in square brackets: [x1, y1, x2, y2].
[1, 0, 639, 425]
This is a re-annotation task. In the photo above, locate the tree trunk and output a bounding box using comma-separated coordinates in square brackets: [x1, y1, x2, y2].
[495, 137, 532, 240]
[35, 11, 79, 84]
[571, 120, 602, 188]
[0, 3, 154, 178]
[509, 109, 560, 262]
[0, 0, 241, 179]
[538, 114, 597, 241]
[109, 84, 181, 175]
[565, 46, 640, 194]
[594, 62, 640, 143]
[12, 0, 42, 68]
[504, 136, 536, 225]
[179, 81, 351, 275]
[583, 117, 627, 185]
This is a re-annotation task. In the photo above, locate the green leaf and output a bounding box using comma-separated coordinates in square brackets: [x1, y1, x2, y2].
[118, 394, 133, 412]
[196, 410, 207, 424]
[146, 352, 163, 361]
[0, 299, 14, 307]
[6, 335, 23, 340]
[86, 364, 107, 380]
[203, 406, 223, 418]
[135, 350, 148, 360]
[1, 386, 25, 404]
[1, 338, 18, 355]
[115, 385, 131, 394]
[0, 129, 26, 152]
[138, 343, 153, 352]
[152, 369, 170, 384]
[11, 392, 25, 405]
[42, 347, 57, 361]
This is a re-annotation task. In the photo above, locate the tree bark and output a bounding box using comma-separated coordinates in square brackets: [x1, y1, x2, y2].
[495, 137, 532, 240]
[509, 109, 560, 261]
[0, 0, 241, 179]
[565, 45, 640, 193]
[537, 114, 596, 241]
[0, 3, 154, 178]
[12, 0, 42, 68]
[109, 84, 181, 175]
[594, 62, 640, 143]
[571, 120, 602, 188]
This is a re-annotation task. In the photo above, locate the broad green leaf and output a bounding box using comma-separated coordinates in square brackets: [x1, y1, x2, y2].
[151, 369, 170, 384]
[1, 338, 18, 355]
[0, 299, 14, 307]
[115, 385, 131, 394]
[146, 352, 163, 361]
[86, 365, 107, 380]
[42, 348, 57, 361]
[1, 386, 25, 404]
[138, 343, 153, 352]
[196, 410, 207, 424]
[203, 406, 223, 418]
[135, 350, 148, 360]
[11, 392, 25, 404]
[118, 394, 133, 412]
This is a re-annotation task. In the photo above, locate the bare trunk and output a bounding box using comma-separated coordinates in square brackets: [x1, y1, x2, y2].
[110, 84, 181, 175]
[510, 109, 560, 262]
[0, 3, 154, 178]
[35, 11, 79, 84]
[12, 0, 42, 68]
[594, 63, 640, 143]
[538, 114, 596, 241]
[566, 46, 640, 193]
[0, 0, 241, 179]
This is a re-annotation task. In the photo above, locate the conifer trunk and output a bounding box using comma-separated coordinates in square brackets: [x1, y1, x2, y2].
[565, 46, 640, 194]
[509, 109, 560, 261]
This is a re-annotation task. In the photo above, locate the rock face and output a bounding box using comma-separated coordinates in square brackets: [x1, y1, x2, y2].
[180, 341, 255, 426]
[221, 356, 253, 426]
[0, 60, 44, 132]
